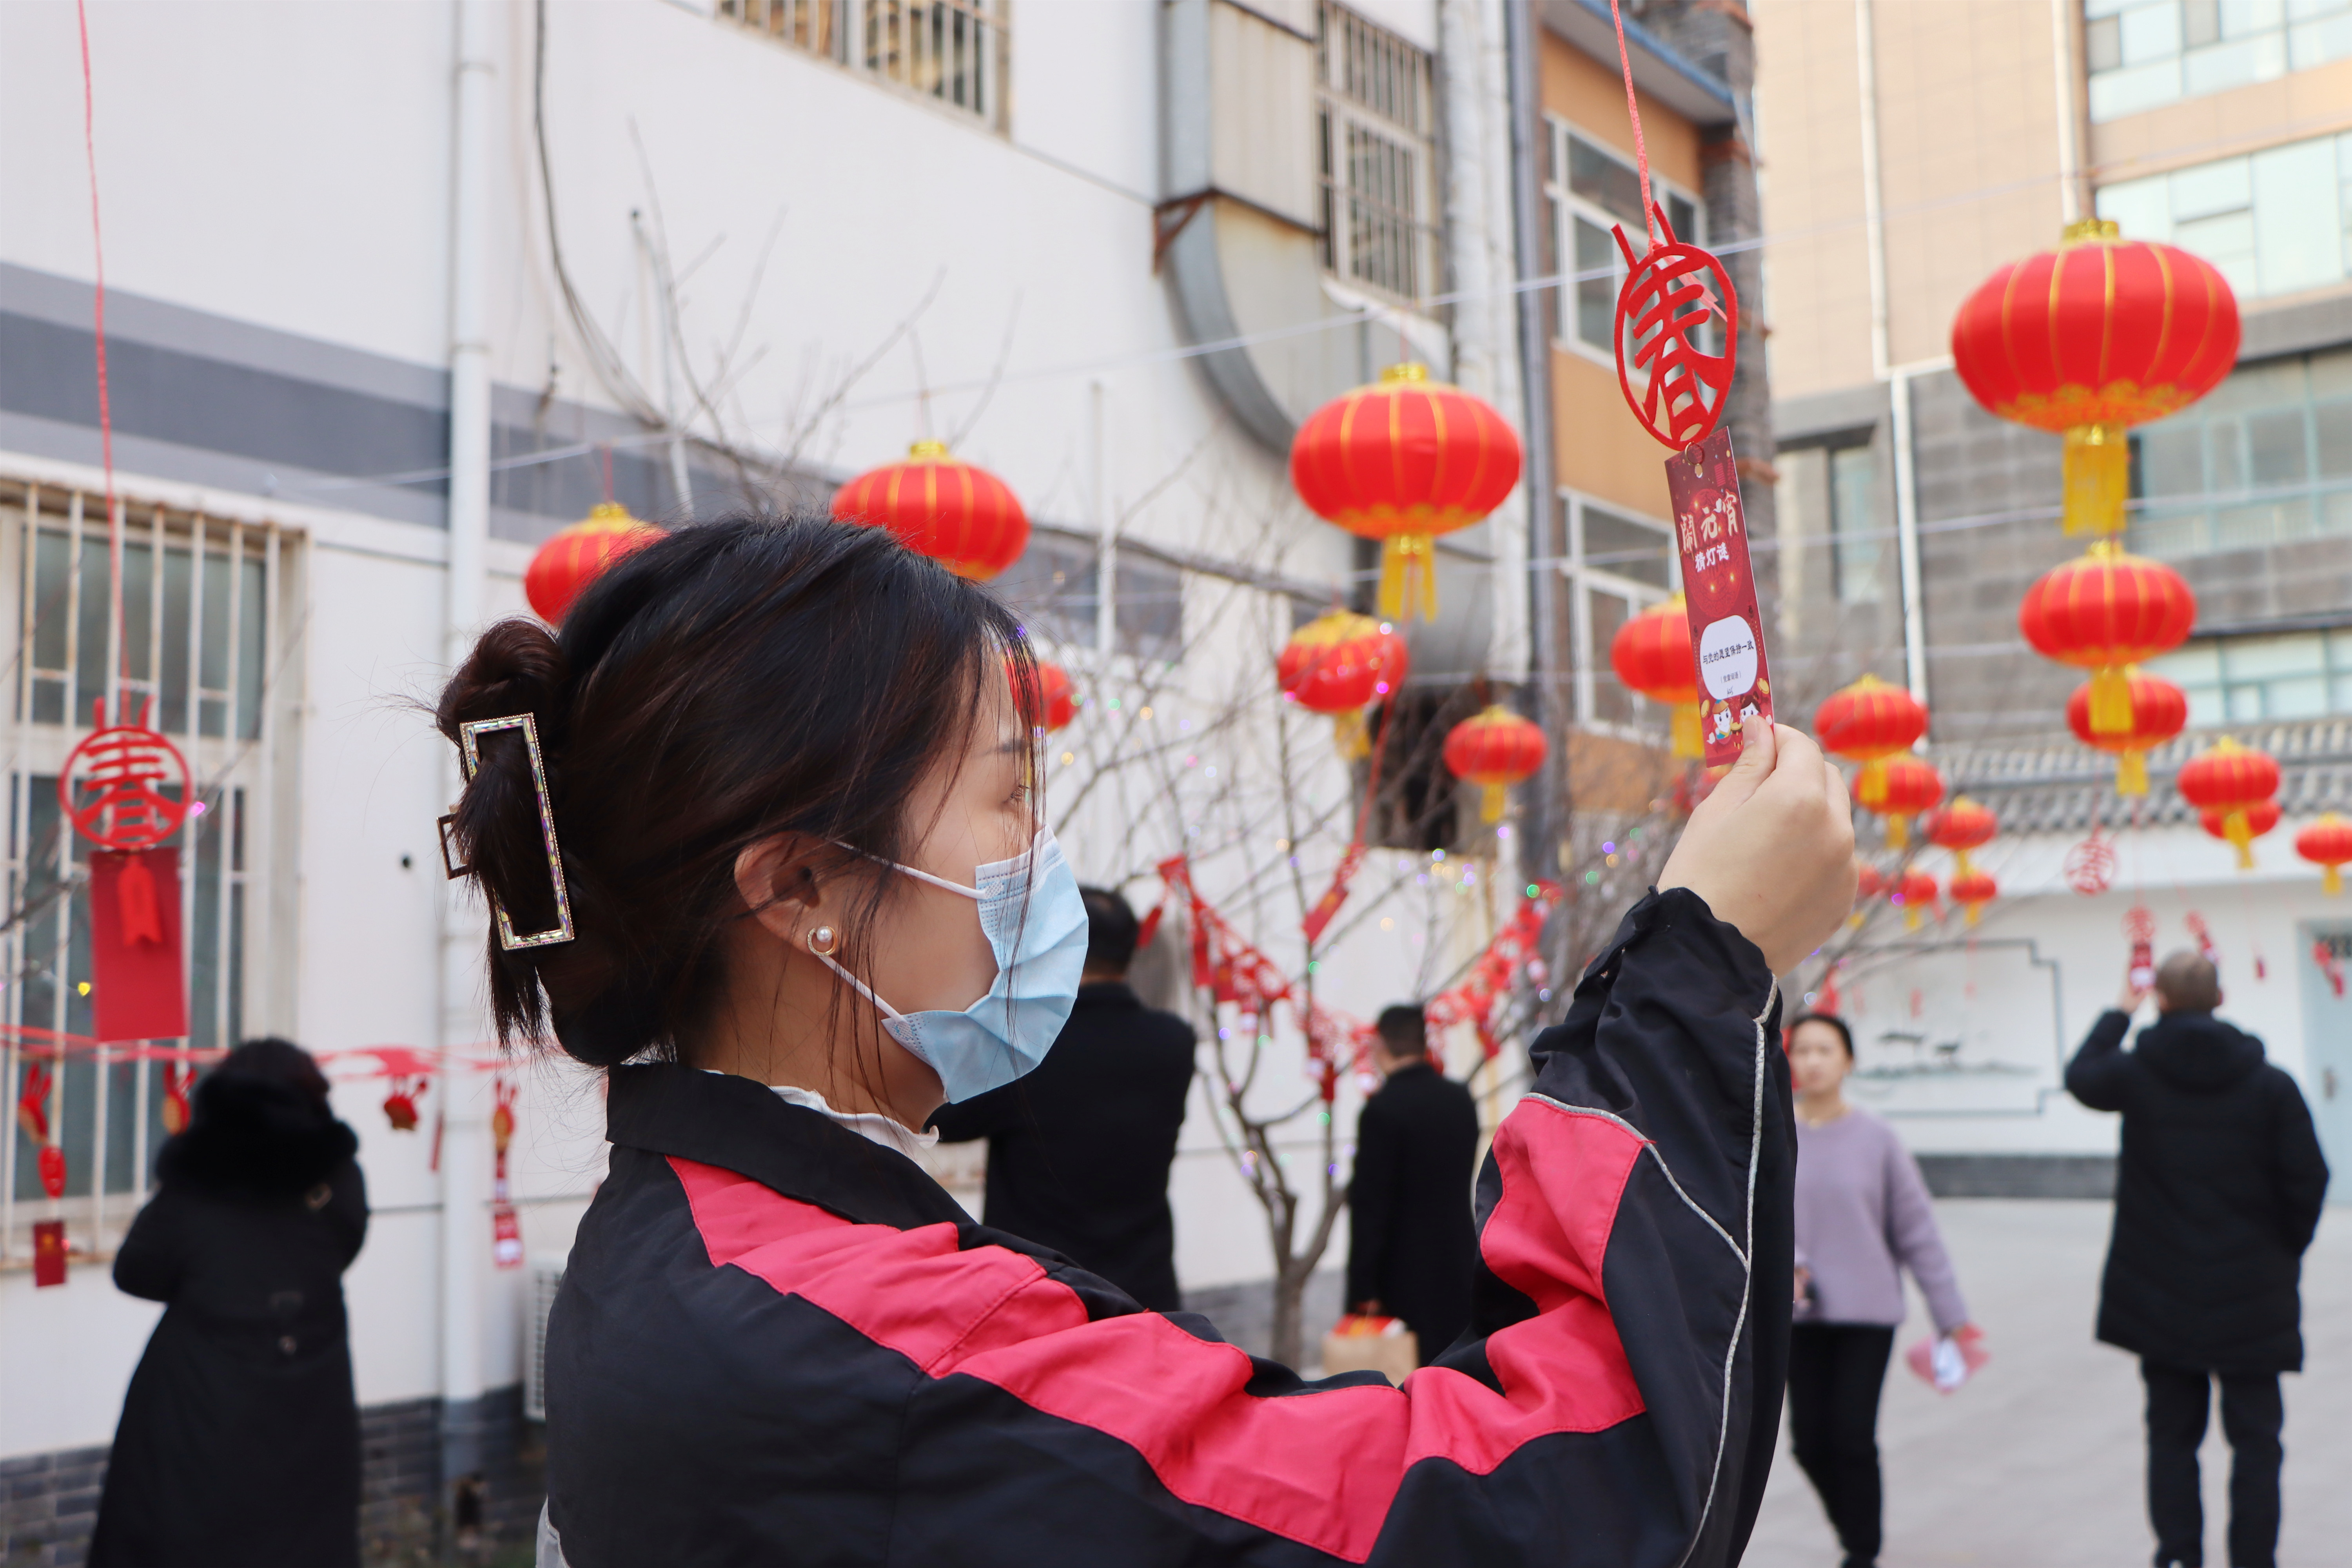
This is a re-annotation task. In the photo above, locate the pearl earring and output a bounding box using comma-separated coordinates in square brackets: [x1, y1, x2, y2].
[805, 925, 838, 956]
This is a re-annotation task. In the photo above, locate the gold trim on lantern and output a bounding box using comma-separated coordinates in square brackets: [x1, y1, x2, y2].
[1671, 702, 1702, 759]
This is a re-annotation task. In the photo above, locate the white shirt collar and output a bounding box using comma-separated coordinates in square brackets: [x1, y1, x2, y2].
[765, 1083, 938, 1161]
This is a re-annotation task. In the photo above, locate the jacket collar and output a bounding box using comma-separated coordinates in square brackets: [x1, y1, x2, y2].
[606, 1063, 969, 1231]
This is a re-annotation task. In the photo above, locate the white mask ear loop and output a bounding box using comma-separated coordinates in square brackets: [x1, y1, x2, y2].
[803, 925, 908, 1022]
[829, 841, 989, 901]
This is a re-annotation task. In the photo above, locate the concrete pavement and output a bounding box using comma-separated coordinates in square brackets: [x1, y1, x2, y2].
[1741, 1198, 2352, 1568]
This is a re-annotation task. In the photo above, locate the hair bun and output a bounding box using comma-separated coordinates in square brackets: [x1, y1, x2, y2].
[437, 617, 569, 744]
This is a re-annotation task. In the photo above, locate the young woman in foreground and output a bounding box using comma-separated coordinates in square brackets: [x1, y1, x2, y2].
[439, 517, 1854, 1568]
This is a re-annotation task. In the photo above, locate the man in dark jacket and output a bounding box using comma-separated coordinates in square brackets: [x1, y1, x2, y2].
[1347, 1003, 1481, 1362]
[932, 885, 1196, 1308]
[2065, 950, 2330, 1568]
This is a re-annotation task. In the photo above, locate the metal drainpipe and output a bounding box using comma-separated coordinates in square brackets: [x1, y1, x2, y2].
[439, 0, 495, 1514]
[1504, 0, 1564, 890]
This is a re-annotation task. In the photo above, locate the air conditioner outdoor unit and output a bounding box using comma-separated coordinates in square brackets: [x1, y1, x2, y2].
[524, 1257, 564, 1423]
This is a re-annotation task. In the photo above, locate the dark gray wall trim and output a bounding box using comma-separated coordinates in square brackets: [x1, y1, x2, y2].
[1915, 1153, 2117, 1200]
[2237, 289, 2352, 365]
[1772, 381, 1888, 446]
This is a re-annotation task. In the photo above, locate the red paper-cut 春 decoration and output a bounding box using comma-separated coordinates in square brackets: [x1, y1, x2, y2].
[1613, 206, 1738, 450]
[2064, 831, 2116, 895]
[59, 698, 191, 851]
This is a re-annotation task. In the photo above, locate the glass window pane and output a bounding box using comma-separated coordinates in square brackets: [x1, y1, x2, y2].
[2265, 674, 2330, 716]
[2309, 345, 2352, 397]
[2220, 630, 2324, 679]
[160, 546, 192, 734]
[2122, 0, 2186, 62]
[1568, 134, 1646, 228]
[2089, 15, 2125, 69]
[2185, 684, 2229, 726]
[2138, 421, 2207, 495]
[2185, 0, 2223, 44]
[1668, 194, 1697, 245]
[2150, 642, 2224, 684]
[2098, 174, 2173, 241]
[2173, 209, 2256, 272]
[2251, 137, 2344, 296]
[1831, 445, 1883, 604]
[2225, 682, 2267, 720]
[2290, 11, 2352, 65]
[2220, 0, 2285, 34]
[2246, 408, 2310, 485]
[2209, 418, 2247, 492]
[2170, 156, 2251, 221]
[74, 536, 108, 731]
[2090, 58, 2184, 119]
[31, 529, 71, 673]
[1585, 589, 1633, 722]
[238, 557, 266, 742]
[2184, 34, 2279, 95]
[1575, 216, 1616, 350]
[1582, 505, 1671, 588]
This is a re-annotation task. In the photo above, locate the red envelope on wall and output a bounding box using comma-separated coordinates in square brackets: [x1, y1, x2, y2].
[88, 849, 190, 1044]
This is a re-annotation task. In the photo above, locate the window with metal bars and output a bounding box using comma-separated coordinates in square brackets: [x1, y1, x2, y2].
[1316, 2, 1437, 304]
[0, 479, 289, 1264]
[716, 0, 1009, 129]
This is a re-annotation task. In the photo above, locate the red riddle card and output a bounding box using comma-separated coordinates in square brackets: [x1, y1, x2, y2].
[1666, 429, 1773, 768]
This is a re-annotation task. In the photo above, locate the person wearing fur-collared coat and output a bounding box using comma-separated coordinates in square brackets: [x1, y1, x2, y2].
[90, 1038, 368, 1568]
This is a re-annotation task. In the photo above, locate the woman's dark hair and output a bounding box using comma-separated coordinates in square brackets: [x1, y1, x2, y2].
[216, 1036, 335, 1105]
[161, 1036, 354, 1196]
[436, 515, 1035, 1068]
[1787, 1011, 1855, 1060]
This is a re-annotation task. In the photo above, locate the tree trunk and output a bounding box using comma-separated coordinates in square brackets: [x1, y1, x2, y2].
[1269, 1259, 1305, 1372]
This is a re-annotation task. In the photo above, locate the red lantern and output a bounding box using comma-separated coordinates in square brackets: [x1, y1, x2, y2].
[1951, 220, 2239, 537]
[1813, 674, 1929, 809]
[2200, 800, 2281, 867]
[1924, 796, 1998, 878]
[1011, 660, 1076, 734]
[2296, 813, 2352, 895]
[1866, 754, 1945, 850]
[1609, 595, 1702, 757]
[2065, 670, 2187, 795]
[526, 503, 661, 624]
[1442, 705, 1548, 825]
[1290, 363, 1522, 622]
[2178, 737, 2281, 870]
[1891, 869, 1938, 932]
[832, 441, 1030, 581]
[1949, 869, 1998, 927]
[2019, 543, 2196, 735]
[1278, 611, 1409, 758]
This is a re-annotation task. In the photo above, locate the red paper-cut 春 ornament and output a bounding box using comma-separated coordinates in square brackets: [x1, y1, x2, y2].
[60, 698, 191, 851]
[2064, 830, 2117, 895]
[1613, 206, 1738, 450]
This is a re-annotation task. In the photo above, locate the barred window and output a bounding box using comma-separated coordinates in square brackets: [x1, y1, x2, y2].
[1317, 3, 1437, 305]
[717, 0, 1009, 129]
[0, 479, 292, 1263]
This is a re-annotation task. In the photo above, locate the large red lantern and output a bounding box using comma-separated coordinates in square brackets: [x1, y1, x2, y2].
[1924, 796, 1998, 878]
[1891, 868, 1939, 932]
[1949, 869, 1998, 927]
[525, 503, 661, 624]
[1866, 754, 1944, 850]
[1951, 219, 2239, 537]
[2295, 813, 2352, 895]
[1289, 363, 1522, 622]
[2199, 801, 2280, 868]
[2065, 670, 2187, 796]
[2177, 737, 2280, 869]
[1442, 705, 1548, 825]
[1278, 610, 1408, 758]
[2019, 542, 2196, 734]
[1813, 673, 1929, 809]
[832, 440, 1029, 580]
[1011, 660, 1076, 733]
[1609, 594, 1702, 757]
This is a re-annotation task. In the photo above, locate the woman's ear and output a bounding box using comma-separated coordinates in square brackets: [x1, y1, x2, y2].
[733, 835, 826, 946]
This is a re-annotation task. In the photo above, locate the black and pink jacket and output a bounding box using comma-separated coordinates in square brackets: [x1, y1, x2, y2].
[540, 888, 1793, 1567]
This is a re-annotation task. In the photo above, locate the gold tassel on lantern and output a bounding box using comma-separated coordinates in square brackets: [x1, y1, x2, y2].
[1479, 782, 1507, 824]
[1377, 535, 1439, 622]
[2062, 423, 2130, 536]
[1671, 702, 1702, 759]
[1886, 813, 1910, 850]
[1331, 709, 1371, 761]
[2116, 747, 2149, 795]
[2224, 808, 2255, 871]
[1962, 904, 1982, 927]
[2087, 665, 2136, 735]
[2325, 864, 2344, 896]
[1903, 902, 1923, 932]
[1855, 757, 1889, 808]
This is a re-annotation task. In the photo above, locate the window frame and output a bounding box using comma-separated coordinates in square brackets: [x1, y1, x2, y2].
[0, 478, 294, 1268]
[1559, 487, 1679, 733]
[1543, 117, 1705, 368]
[715, 0, 1012, 132]
[1316, 1, 1440, 307]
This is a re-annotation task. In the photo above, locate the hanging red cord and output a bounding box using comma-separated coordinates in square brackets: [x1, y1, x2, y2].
[1604, 0, 1659, 245]
[76, 0, 127, 686]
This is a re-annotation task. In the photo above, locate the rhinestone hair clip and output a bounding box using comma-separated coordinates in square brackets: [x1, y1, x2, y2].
[437, 713, 576, 951]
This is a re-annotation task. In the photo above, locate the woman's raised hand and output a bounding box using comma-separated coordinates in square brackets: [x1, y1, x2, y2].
[1657, 717, 1857, 976]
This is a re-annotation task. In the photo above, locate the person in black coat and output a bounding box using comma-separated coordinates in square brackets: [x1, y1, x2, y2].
[1347, 1003, 1481, 1363]
[931, 885, 1196, 1308]
[2065, 951, 2330, 1568]
[90, 1038, 369, 1568]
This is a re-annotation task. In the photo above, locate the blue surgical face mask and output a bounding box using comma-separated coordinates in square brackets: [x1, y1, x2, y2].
[810, 827, 1088, 1103]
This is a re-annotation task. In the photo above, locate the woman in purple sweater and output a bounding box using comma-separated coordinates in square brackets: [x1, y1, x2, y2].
[1786, 1013, 1973, 1568]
